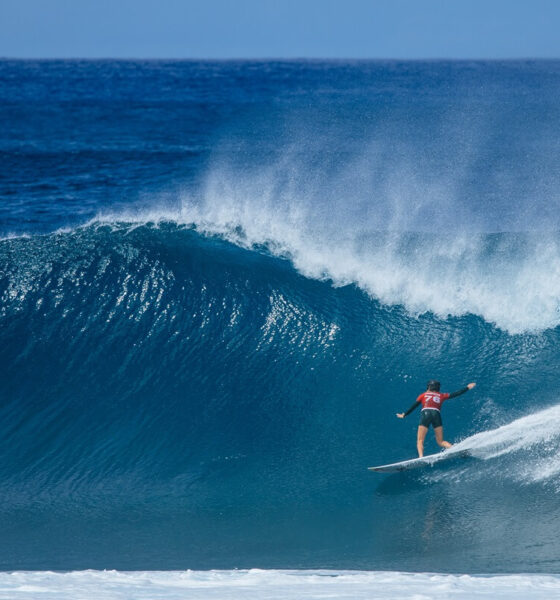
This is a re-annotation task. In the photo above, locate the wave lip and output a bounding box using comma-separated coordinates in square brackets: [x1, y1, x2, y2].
[91, 208, 560, 334]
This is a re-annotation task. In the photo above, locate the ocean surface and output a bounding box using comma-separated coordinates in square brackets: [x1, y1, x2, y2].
[2, 59, 560, 595]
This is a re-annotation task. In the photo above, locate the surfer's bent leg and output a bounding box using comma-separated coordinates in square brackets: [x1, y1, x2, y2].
[417, 426, 428, 457]
[434, 426, 452, 449]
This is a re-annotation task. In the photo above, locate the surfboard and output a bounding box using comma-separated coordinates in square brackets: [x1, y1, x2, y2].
[368, 448, 471, 473]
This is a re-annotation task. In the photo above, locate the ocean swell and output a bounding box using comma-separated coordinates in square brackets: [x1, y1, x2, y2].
[1, 222, 560, 570]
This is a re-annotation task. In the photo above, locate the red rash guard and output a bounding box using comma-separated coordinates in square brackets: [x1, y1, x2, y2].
[402, 387, 470, 417]
[416, 391, 450, 411]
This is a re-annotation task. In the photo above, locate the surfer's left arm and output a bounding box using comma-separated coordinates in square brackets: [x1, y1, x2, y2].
[447, 382, 476, 400]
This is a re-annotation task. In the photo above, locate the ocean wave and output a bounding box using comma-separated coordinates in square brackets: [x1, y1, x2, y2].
[2, 221, 560, 571]
[91, 209, 560, 334]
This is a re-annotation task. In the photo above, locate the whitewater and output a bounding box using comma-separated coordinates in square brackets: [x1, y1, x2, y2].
[2, 59, 560, 596]
[93, 209, 560, 334]
[1, 570, 560, 599]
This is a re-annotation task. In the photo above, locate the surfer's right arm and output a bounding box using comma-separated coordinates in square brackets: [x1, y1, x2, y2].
[397, 399, 421, 419]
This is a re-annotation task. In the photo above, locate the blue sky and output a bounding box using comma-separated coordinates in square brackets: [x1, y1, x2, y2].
[1, 0, 559, 59]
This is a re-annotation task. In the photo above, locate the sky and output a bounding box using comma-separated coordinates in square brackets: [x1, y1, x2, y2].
[1, 0, 559, 59]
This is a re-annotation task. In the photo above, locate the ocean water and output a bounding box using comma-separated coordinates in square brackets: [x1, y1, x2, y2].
[2, 59, 560, 595]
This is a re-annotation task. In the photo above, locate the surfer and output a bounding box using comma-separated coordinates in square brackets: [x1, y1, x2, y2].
[396, 380, 476, 457]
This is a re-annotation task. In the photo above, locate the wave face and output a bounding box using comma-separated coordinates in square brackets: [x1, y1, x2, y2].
[1, 223, 560, 571]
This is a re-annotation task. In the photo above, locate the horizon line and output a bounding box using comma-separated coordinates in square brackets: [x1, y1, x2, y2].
[1, 56, 560, 62]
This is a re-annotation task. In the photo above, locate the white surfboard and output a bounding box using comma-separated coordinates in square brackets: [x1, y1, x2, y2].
[368, 448, 471, 473]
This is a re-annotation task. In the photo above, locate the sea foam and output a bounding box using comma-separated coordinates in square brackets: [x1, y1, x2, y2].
[0, 570, 559, 600]
[93, 193, 560, 335]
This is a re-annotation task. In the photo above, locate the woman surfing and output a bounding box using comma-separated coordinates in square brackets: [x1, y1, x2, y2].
[397, 380, 476, 457]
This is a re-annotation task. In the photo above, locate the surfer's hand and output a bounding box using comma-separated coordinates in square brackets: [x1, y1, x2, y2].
[467, 382, 476, 389]
[396, 413, 405, 419]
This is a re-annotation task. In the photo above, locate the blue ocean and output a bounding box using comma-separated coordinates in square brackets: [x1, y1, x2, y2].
[2, 59, 560, 593]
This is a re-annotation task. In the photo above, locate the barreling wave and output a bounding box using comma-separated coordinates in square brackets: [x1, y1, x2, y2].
[93, 202, 560, 335]
[1, 221, 560, 571]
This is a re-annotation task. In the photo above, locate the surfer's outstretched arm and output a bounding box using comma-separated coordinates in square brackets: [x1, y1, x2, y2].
[447, 382, 476, 400]
[397, 400, 420, 419]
